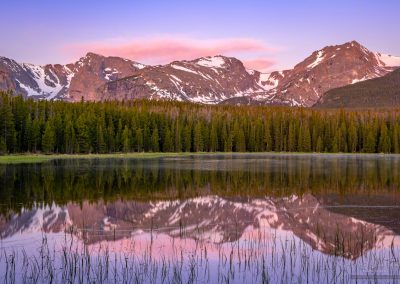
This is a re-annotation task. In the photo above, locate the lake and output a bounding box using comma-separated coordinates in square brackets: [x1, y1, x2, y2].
[1, 154, 400, 283]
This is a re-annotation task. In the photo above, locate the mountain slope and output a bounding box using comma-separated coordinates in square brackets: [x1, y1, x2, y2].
[98, 55, 266, 104]
[0, 53, 144, 101]
[314, 68, 400, 108]
[234, 41, 400, 107]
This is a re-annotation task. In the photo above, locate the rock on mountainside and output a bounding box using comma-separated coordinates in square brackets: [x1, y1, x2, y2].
[0, 53, 144, 101]
[314, 67, 400, 108]
[98, 56, 266, 104]
[231, 41, 400, 107]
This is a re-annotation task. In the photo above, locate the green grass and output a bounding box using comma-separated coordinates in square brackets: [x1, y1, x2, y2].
[0, 152, 199, 164]
[1, 151, 398, 165]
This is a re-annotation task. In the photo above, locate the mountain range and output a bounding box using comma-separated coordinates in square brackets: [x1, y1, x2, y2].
[1, 194, 398, 259]
[1, 41, 399, 107]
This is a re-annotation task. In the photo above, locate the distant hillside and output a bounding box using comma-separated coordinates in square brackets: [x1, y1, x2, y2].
[315, 68, 400, 108]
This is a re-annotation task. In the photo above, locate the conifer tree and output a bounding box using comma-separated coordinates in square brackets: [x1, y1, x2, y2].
[135, 128, 143, 152]
[76, 116, 90, 153]
[183, 124, 192, 152]
[122, 125, 131, 153]
[194, 121, 203, 152]
[210, 121, 219, 152]
[378, 122, 391, 153]
[151, 127, 160, 152]
[264, 123, 273, 151]
[42, 121, 55, 153]
[364, 127, 377, 153]
[0, 97, 16, 152]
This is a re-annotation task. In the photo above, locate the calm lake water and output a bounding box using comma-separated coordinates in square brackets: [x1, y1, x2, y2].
[1, 154, 400, 283]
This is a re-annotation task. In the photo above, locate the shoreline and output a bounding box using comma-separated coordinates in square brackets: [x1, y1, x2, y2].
[1, 152, 399, 164]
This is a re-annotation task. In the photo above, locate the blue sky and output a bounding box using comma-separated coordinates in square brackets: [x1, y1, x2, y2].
[2, 0, 399, 71]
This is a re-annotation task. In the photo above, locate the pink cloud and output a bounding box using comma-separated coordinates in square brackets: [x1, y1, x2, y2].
[63, 37, 277, 70]
[242, 58, 276, 72]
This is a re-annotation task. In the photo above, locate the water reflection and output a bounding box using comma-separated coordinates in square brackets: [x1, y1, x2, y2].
[1, 154, 400, 282]
[1, 194, 399, 259]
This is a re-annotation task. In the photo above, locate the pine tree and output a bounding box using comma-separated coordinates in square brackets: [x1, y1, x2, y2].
[183, 124, 192, 152]
[42, 121, 55, 153]
[378, 122, 391, 153]
[194, 121, 203, 152]
[0, 137, 6, 154]
[348, 120, 358, 152]
[97, 124, 106, 153]
[287, 121, 297, 152]
[210, 120, 219, 152]
[364, 127, 376, 153]
[31, 118, 41, 153]
[135, 128, 143, 152]
[264, 122, 273, 152]
[76, 116, 90, 153]
[162, 125, 173, 152]
[64, 120, 76, 154]
[0, 98, 16, 152]
[316, 136, 324, 152]
[174, 120, 182, 152]
[151, 127, 160, 152]
[298, 122, 311, 152]
[392, 125, 400, 153]
[122, 125, 131, 153]
[23, 114, 32, 152]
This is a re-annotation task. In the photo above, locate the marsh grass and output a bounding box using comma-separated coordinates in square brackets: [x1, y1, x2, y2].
[1, 226, 400, 283]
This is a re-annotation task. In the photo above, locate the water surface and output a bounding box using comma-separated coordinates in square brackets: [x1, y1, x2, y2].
[1, 154, 400, 283]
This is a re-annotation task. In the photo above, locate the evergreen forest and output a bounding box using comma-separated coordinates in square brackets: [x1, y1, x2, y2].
[1, 91, 400, 154]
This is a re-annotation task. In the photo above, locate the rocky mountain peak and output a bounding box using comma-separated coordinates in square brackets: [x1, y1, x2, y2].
[251, 41, 399, 107]
[1, 41, 399, 107]
[98, 54, 264, 103]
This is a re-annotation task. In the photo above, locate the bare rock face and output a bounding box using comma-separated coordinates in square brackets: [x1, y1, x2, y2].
[67, 53, 144, 102]
[0, 53, 144, 101]
[98, 55, 265, 104]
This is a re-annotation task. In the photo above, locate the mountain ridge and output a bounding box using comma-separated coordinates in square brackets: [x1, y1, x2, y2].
[1, 40, 400, 107]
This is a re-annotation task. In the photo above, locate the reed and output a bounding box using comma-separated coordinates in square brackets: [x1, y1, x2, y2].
[0, 226, 399, 283]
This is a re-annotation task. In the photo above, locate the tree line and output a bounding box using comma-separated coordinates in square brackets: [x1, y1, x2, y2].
[1, 91, 400, 154]
[2, 157, 399, 212]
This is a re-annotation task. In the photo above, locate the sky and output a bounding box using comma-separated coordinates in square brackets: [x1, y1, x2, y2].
[1, 0, 400, 72]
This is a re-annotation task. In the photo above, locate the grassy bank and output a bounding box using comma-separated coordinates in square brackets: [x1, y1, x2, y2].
[1, 152, 399, 165]
[0, 152, 199, 164]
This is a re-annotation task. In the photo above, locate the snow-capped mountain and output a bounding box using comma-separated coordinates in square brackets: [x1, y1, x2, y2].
[1, 40, 399, 106]
[98, 40, 400, 107]
[230, 41, 400, 107]
[0, 52, 144, 101]
[98, 55, 265, 104]
[0, 194, 396, 258]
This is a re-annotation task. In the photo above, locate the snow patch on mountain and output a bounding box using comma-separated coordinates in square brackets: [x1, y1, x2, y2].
[196, 56, 226, 68]
[307, 50, 325, 69]
[377, 53, 400, 67]
[171, 64, 198, 74]
[22, 64, 65, 99]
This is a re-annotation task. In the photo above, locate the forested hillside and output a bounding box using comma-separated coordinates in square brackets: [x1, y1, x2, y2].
[1, 91, 400, 154]
[315, 68, 400, 108]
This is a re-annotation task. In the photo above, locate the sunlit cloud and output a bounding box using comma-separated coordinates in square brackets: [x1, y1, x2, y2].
[63, 36, 278, 71]
[242, 58, 276, 71]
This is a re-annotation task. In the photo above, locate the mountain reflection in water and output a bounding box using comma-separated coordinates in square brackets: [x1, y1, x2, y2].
[1, 154, 400, 282]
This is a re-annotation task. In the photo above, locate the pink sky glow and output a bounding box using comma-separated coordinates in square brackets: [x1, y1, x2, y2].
[63, 37, 278, 72]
